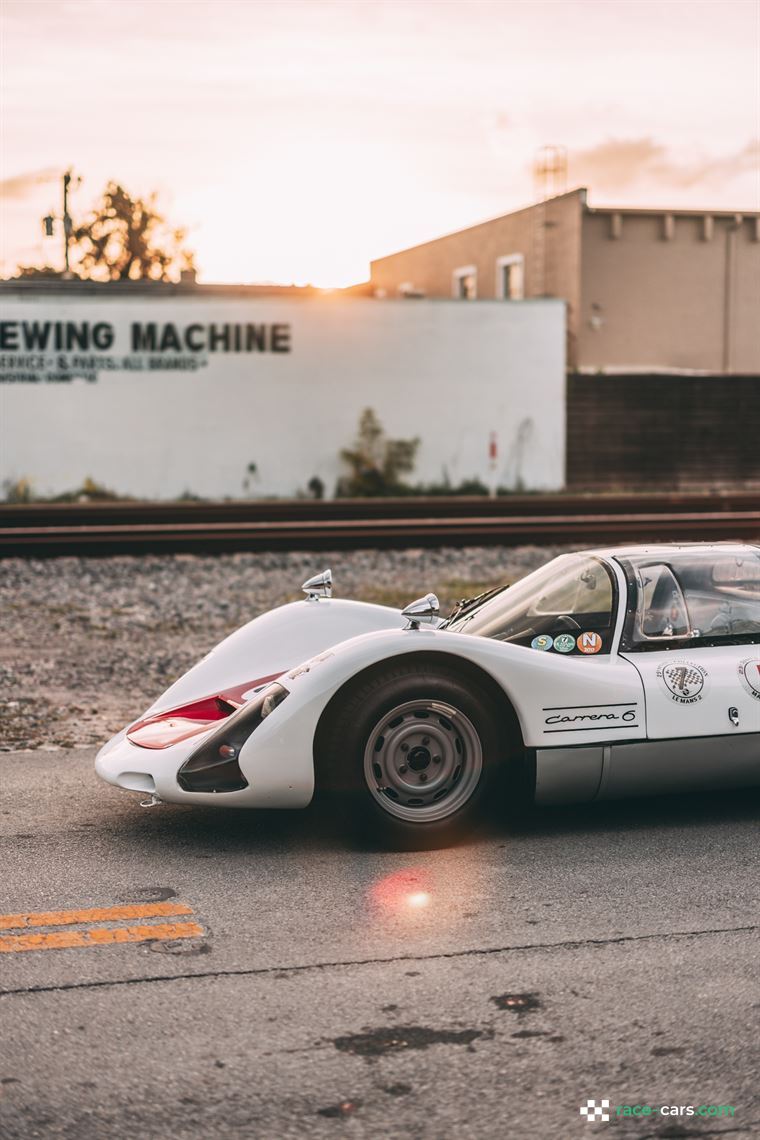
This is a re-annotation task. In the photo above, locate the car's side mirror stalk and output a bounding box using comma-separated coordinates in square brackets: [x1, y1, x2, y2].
[402, 593, 439, 630]
[302, 569, 332, 601]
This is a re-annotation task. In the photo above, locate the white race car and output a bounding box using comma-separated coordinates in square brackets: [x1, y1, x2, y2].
[96, 544, 760, 847]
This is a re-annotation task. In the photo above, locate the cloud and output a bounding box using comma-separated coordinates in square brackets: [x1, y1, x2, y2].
[682, 140, 760, 187]
[569, 137, 759, 192]
[0, 167, 60, 199]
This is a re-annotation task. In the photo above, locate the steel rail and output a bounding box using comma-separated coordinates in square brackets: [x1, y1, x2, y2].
[1, 504, 758, 557]
[1, 490, 758, 529]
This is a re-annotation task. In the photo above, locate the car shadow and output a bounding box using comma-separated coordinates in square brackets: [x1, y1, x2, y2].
[508, 785, 760, 840]
[93, 780, 760, 856]
[95, 786, 343, 852]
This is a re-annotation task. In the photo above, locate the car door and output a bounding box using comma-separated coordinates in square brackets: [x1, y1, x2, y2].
[607, 550, 760, 797]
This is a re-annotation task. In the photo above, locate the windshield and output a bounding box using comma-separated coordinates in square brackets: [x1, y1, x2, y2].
[448, 553, 617, 655]
[621, 549, 760, 649]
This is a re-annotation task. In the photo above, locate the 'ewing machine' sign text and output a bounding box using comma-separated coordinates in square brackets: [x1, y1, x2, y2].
[0, 320, 292, 383]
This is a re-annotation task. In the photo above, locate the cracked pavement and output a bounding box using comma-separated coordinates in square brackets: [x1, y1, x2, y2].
[0, 749, 758, 1139]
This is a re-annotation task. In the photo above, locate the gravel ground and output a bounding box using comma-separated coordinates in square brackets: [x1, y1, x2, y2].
[0, 545, 569, 751]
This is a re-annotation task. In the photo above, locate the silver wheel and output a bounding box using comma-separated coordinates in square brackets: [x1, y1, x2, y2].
[362, 699, 484, 823]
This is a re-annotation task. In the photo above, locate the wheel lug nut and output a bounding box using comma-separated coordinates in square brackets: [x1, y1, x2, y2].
[433, 755, 441, 763]
[400, 743, 409, 752]
[422, 737, 430, 745]
[399, 765, 408, 774]
[419, 773, 428, 783]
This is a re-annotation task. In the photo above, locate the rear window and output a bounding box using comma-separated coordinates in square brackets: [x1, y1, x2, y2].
[620, 549, 760, 650]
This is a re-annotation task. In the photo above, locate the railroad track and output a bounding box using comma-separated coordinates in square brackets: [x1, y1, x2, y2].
[1, 494, 758, 556]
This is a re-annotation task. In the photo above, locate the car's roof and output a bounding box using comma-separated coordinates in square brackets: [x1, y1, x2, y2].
[580, 542, 760, 560]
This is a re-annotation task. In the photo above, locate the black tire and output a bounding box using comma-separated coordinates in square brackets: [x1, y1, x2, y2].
[320, 661, 507, 850]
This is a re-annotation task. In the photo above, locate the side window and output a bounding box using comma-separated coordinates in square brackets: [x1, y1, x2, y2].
[622, 552, 760, 650]
[496, 254, 525, 300]
[452, 265, 477, 299]
[635, 564, 690, 639]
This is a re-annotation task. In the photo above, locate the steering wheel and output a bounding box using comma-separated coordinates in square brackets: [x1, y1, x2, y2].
[553, 614, 581, 631]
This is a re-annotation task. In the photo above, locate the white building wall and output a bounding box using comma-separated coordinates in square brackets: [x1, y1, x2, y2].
[0, 294, 566, 499]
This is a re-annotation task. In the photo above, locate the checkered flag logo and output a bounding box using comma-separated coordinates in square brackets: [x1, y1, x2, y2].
[580, 1098, 610, 1122]
[665, 665, 702, 697]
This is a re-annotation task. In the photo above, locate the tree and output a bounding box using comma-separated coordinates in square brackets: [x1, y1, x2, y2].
[70, 183, 195, 282]
[336, 408, 420, 497]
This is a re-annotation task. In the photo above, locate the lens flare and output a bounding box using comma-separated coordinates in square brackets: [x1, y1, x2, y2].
[368, 870, 433, 917]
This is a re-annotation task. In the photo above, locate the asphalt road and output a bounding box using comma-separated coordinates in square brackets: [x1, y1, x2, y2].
[1, 749, 758, 1140]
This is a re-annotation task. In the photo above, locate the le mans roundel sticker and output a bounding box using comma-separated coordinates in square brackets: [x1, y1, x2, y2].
[738, 658, 760, 701]
[576, 632, 603, 654]
[656, 659, 708, 704]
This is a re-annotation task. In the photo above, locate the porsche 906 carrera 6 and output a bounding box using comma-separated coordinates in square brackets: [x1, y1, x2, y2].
[96, 544, 760, 846]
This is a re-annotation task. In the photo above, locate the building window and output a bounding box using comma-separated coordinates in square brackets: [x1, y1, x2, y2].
[496, 254, 524, 300]
[452, 265, 477, 299]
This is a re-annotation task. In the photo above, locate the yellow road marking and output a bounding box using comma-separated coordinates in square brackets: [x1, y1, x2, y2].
[0, 921, 205, 953]
[0, 901, 193, 931]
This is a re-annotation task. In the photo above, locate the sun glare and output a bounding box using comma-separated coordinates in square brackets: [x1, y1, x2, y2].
[178, 137, 410, 287]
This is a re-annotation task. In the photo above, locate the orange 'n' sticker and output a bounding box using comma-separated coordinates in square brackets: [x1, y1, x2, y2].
[577, 632, 603, 655]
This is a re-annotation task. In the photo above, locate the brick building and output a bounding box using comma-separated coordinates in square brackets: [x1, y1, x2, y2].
[370, 188, 760, 375]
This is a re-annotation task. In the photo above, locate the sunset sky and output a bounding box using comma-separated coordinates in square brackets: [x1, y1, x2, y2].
[2, 0, 758, 286]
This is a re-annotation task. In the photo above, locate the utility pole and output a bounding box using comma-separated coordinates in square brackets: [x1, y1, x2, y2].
[62, 170, 73, 277]
[42, 169, 79, 277]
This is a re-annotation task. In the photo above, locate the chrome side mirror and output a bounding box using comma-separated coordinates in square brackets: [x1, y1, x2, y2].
[302, 568, 332, 601]
[402, 593, 439, 630]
